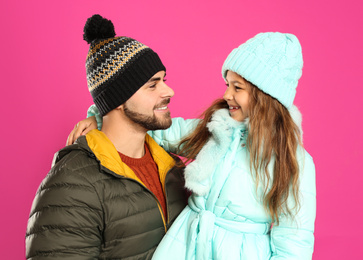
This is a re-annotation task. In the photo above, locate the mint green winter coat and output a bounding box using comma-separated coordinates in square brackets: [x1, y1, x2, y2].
[149, 108, 316, 260]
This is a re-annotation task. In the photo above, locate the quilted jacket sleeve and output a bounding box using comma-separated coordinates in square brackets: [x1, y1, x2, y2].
[148, 117, 199, 153]
[270, 151, 316, 259]
[25, 154, 104, 259]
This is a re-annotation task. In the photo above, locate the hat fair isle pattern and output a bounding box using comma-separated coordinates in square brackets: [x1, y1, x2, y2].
[84, 15, 165, 116]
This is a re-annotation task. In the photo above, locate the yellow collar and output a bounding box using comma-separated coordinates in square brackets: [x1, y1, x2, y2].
[85, 129, 175, 187]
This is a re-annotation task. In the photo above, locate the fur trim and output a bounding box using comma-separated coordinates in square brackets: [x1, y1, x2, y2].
[184, 109, 247, 196]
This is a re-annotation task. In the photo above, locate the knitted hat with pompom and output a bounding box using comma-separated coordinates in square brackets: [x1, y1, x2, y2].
[84, 14, 166, 116]
[222, 32, 303, 108]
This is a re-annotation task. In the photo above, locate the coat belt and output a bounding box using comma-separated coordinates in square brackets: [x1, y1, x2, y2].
[186, 202, 270, 260]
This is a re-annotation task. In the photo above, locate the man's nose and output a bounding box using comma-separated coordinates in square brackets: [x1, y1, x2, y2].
[162, 82, 174, 98]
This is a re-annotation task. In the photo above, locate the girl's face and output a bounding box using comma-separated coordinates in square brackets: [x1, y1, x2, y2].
[223, 71, 250, 122]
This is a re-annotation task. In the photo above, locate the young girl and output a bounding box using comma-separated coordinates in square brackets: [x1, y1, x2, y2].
[69, 32, 316, 259]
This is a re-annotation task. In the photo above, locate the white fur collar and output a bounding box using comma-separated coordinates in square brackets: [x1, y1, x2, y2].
[184, 109, 247, 196]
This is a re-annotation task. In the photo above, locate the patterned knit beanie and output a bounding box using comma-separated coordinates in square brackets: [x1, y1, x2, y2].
[222, 32, 303, 108]
[84, 14, 166, 116]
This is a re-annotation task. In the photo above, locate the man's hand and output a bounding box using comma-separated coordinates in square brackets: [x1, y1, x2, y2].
[66, 116, 97, 145]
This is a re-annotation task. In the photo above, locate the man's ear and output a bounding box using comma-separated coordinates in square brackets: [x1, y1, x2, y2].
[116, 104, 124, 111]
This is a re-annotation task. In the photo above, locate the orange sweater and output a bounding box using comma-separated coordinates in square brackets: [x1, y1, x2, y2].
[118, 144, 167, 218]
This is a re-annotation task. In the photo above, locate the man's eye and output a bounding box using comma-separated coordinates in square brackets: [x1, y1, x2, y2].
[149, 84, 156, 89]
[163, 79, 167, 82]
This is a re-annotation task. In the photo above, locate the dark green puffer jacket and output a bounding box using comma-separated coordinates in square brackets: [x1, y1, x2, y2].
[26, 130, 188, 260]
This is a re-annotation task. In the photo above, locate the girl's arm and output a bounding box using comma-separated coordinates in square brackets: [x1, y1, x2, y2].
[87, 104, 103, 130]
[270, 150, 316, 260]
[148, 118, 199, 153]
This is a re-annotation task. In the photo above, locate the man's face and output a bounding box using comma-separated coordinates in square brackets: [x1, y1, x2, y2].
[122, 71, 174, 131]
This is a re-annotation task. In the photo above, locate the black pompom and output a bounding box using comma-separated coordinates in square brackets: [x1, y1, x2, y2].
[83, 14, 116, 44]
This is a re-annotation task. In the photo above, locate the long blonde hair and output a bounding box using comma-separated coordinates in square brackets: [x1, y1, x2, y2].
[178, 83, 302, 225]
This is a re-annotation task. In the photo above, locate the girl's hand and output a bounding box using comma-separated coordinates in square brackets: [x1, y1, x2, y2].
[66, 116, 97, 145]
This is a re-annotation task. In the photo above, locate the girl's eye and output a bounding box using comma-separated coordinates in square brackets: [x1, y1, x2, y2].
[163, 79, 167, 82]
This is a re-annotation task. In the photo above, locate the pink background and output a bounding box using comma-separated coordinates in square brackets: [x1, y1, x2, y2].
[1, 0, 362, 259]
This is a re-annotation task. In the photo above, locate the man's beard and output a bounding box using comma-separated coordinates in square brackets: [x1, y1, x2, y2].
[123, 99, 172, 130]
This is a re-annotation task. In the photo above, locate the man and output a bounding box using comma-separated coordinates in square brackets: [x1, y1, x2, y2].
[25, 14, 188, 260]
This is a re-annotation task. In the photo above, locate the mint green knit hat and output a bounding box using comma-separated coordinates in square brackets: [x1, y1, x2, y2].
[222, 32, 303, 108]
